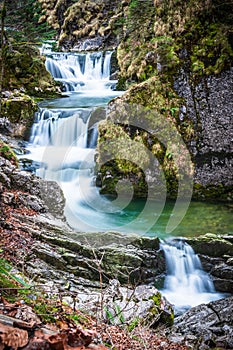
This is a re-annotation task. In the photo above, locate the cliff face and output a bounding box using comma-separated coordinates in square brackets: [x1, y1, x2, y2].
[0, 44, 61, 138]
[38, 0, 128, 50]
[95, 0, 233, 201]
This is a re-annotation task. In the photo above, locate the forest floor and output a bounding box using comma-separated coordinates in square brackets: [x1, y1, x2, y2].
[0, 181, 188, 350]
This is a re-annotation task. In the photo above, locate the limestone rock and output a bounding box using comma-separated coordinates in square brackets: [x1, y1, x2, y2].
[169, 296, 233, 349]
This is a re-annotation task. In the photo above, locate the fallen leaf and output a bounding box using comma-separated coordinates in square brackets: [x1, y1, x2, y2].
[0, 323, 28, 349]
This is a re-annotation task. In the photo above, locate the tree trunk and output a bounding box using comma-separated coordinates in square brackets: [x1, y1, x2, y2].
[0, 0, 7, 116]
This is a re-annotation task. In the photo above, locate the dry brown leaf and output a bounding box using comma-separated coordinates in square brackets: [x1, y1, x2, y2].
[47, 333, 66, 350]
[0, 325, 28, 349]
[21, 337, 50, 350]
[66, 328, 95, 347]
[15, 305, 42, 325]
[57, 320, 70, 330]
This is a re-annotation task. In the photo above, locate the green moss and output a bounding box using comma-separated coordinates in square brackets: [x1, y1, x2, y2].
[117, 0, 233, 86]
[193, 184, 233, 202]
[96, 0, 232, 201]
[0, 140, 18, 166]
[148, 292, 174, 327]
[149, 293, 161, 306]
[1, 44, 60, 97]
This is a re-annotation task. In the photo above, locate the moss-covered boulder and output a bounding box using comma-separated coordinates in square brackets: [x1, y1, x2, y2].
[186, 233, 233, 258]
[2, 44, 60, 97]
[96, 96, 194, 199]
[0, 140, 18, 166]
[1, 92, 37, 138]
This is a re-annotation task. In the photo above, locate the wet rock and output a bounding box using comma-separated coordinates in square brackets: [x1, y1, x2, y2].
[168, 296, 233, 349]
[210, 262, 233, 293]
[174, 68, 233, 201]
[73, 37, 104, 51]
[187, 234, 233, 294]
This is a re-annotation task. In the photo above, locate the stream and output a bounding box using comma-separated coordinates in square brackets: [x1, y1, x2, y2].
[19, 49, 230, 312]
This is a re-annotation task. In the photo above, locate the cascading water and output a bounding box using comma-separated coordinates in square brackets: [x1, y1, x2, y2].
[20, 46, 233, 237]
[45, 51, 114, 92]
[160, 239, 225, 313]
[20, 50, 125, 230]
[19, 48, 230, 312]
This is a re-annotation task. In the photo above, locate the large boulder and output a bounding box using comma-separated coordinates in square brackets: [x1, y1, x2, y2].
[168, 296, 233, 349]
[24, 223, 165, 287]
[1, 93, 37, 138]
[62, 279, 174, 328]
[0, 155, 65, 219]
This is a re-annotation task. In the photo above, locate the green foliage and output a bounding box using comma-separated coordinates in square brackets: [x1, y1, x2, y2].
[104, 303, 125, 325]
[129, 0, 139, 11]
[104, 306, 115, 323]
[4, 0, 56, 43]
[127, 317, 140, 332]
[33, 298, 59, 323]
[0, 257, 30, 298]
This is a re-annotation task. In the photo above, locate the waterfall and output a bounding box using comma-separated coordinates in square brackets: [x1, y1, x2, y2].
[45, 51, 115, 92]
[18, 49, 124, 230]
[30, 108, 91, 147]
[160, 239, 224, 313]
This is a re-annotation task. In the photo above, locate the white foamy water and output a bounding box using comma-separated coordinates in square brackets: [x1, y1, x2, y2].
[160, 239, 225, 313]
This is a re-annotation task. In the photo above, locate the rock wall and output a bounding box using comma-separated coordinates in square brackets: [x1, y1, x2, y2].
[2, 44, 60, 97]
[174, 68, 233, 200]
[95, 0, 233, 201]
[38, 0, 129, 51]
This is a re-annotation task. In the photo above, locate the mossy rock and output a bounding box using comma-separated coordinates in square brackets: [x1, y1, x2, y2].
[186, 233, 233, 258]
[193, 183, 233, 202]
[1, 94, 37, 138]
[0, 140, 18, 166]
[2, 44, 60, 97]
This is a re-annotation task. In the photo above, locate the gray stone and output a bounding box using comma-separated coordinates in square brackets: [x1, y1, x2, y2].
[169, 296, 233, 349]
[174, 68, 233, 196]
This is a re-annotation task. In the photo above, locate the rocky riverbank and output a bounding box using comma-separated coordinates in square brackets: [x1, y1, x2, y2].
[0, 130, 232, 348]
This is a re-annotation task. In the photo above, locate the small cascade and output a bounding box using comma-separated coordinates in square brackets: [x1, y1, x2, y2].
[30, 108, 91, 147]
[160, 239, 224, 313]
[45, 51, 115, 92]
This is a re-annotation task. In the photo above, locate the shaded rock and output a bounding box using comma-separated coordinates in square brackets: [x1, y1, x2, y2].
[187, 234, 233, 294]
[168, 296, 233, 350]
[0, 118, 13, 135]
[0, 155, 65, 219]
[3, 44, 60, 98]
[1, 94, 37, 138]
[73, 37, 104, 51]
[210, 262, 233, 293]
